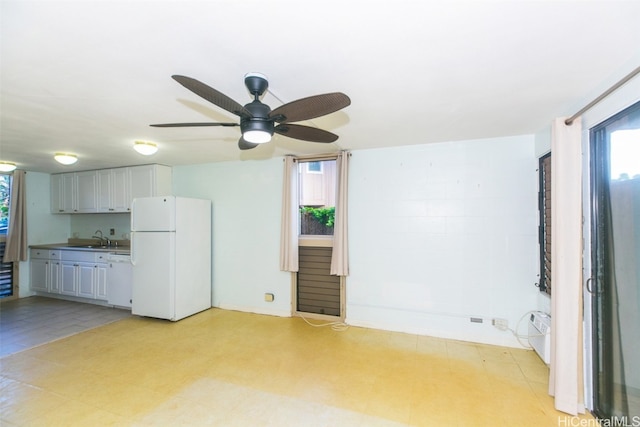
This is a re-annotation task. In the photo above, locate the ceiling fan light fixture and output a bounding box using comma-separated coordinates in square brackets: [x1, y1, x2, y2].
[54, 153, 78, 165]
[243, 130, 272, 144]
[154, 73, 350, 150]
[133, 141, 158, 155]
[0, 162, 17, 172]
[241, 112, 274, 144]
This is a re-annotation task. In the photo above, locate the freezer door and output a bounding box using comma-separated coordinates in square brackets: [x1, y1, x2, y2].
[131, 231, 175, 319]
[131, 196, 176, 232]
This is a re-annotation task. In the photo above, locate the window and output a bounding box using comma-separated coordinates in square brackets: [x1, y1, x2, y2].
[610, 128, 640, 180]
[0, 174, 9, 235]
[1, 174, 13, 298]
[298, 159, 336, 236]
[590, 100, 640, 420]
[306, 161, 323, 173]
[538, 153, 551, 295]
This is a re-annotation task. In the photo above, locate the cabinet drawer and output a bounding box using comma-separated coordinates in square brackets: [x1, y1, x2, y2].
[60, 250, 111, 263]
[30, 249, 61, 260]
[61, 251, 96, 263]
[94, 252, 109, 263]
[30, 249, 48, 259]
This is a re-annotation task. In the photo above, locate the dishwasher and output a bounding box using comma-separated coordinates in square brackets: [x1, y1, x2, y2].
[106, 253, 133, 308]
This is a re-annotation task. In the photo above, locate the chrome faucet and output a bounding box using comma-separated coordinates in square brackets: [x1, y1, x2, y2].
[92, 229, 111, 246]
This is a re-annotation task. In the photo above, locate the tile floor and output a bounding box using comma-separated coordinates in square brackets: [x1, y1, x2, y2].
[0, 297, 596, 426]
[0, 297, 131, 357]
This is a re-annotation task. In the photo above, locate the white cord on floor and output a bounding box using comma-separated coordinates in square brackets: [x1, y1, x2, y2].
[297, 313, 349, 331]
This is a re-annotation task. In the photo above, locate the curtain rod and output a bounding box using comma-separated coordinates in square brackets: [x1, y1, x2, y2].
[565, 65, 640, 125]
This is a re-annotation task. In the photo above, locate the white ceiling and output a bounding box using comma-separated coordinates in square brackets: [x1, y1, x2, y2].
[2, 0, 639, 174]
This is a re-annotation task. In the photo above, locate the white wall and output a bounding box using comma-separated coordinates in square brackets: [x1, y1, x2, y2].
[70, 213, 131, 241]
[347, 135, 539, 347]
[21, 172, 70, 297]
[172, 159, 292, 317]
[173, 135, 539, 347]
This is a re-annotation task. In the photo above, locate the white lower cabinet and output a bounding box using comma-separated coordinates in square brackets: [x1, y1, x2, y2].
[60, 262, 78, 296]
[30, 258, 49, 292]
[30, 249, 61, 293]
[30, 249, 115, 303]
[49, 261, 61, 293]
[77, 263, 96, 298]
[95, 264, 108, 300]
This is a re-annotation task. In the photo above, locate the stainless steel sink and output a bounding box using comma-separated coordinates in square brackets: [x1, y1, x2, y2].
[68, 245, 110, 249]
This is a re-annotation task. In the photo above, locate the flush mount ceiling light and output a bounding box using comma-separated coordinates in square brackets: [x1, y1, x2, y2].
[133, 141, 158, 155]
[54, 153, 78, 165]
[0, 162, 17, 172]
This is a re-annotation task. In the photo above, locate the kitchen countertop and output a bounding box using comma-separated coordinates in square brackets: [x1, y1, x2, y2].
[30, 243, 131, 255]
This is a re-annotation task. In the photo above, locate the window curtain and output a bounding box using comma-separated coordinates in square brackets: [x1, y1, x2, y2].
[280, 156, 299, 272]
[548, 117, 585, 415]
[3, 170, 28, 263]
[330, 151, 350, 276]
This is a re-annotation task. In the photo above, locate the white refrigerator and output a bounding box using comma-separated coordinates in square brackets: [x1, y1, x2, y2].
[130, 196, 211, 321]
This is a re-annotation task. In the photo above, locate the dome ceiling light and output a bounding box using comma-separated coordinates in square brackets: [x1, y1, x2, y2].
[54, 153, 78, 165]
[0, 162, 17, 172]
[133, 141, 158, 155]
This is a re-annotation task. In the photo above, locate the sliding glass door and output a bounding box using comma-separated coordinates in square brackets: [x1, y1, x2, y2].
[590, 101, 640, 420]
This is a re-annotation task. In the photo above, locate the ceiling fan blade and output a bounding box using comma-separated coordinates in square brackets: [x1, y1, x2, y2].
[274, 123, 338, 143]
[172, 75, 252, 119]
[269, 92, 350, 123]
[238, 137, 259, 150]
[150, 122, 239, 128]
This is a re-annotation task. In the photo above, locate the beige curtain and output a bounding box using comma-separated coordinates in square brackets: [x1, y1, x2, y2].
[3, 170, 28, 262]
[280, 156, 299, 272]
[548, 117, 585, 415]
[330, 151, 349, 276]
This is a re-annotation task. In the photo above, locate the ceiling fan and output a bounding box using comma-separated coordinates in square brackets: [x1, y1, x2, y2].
[151, 73, 351, 150]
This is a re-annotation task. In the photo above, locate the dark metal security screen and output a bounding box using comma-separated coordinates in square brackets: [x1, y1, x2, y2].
[538, 153, 552, 294]
[0, 242, 14, 298]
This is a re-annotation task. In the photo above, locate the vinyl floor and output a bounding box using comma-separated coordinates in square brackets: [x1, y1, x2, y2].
[0, 297, 596, 426]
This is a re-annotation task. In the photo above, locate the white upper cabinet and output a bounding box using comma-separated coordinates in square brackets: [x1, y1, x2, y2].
[51, 173, 77, 213]
[97, 169, 113, 212]
[128, 164, 172, 207]
[97, 168, 130, 213]
[50, 174, 64, 213]
[113, 167, 130, 211]
[76, 171, 98, 213]
[52, 164, 172, 214]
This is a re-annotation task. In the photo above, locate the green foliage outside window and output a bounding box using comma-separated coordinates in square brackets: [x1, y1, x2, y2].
[0, 175, 10, 234]
[300, 206, 335, 227]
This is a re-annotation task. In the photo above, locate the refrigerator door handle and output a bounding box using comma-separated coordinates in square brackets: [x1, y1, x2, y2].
[130, 231, 137, 266]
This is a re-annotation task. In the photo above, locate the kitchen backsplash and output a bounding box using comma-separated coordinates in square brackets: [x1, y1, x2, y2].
[70, 213, 131, 241]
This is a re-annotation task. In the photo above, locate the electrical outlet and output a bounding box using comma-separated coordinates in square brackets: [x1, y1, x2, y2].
[492, 318, 509, 331]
